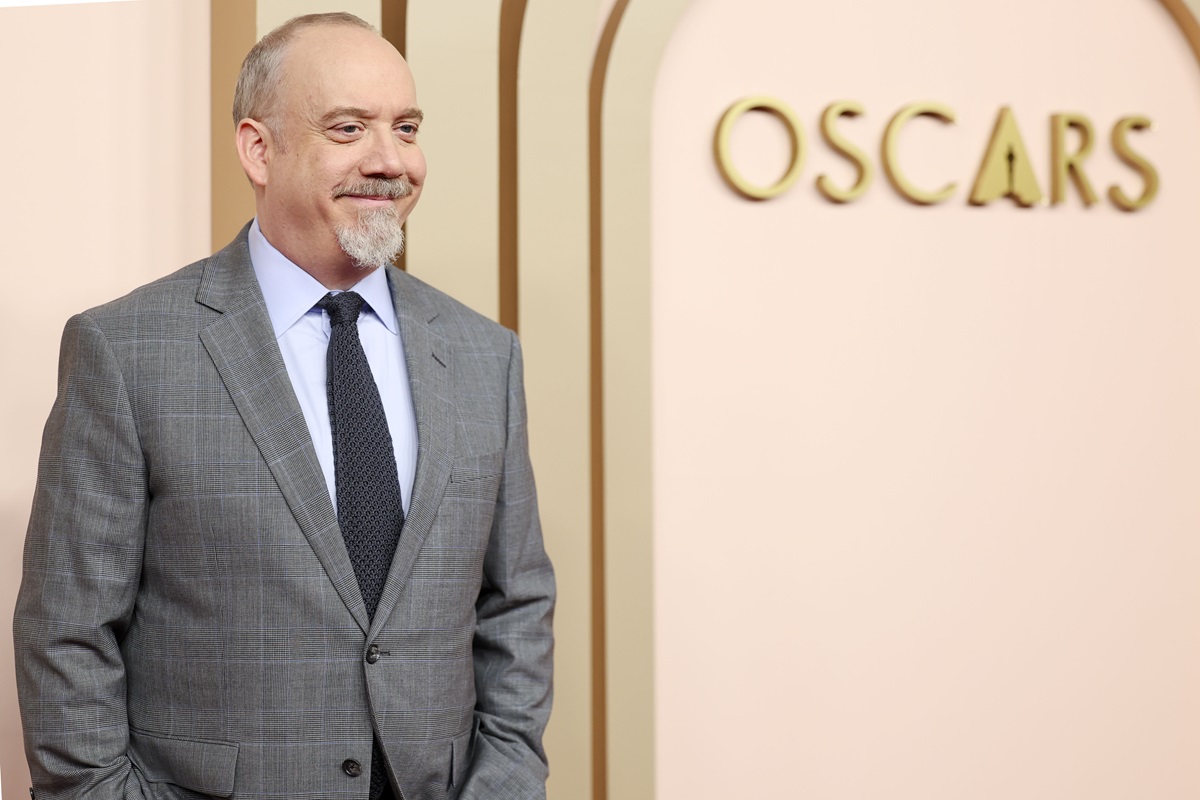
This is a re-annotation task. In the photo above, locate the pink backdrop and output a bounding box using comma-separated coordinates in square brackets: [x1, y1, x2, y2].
[652, 0, 1200, 797]
[0, 3, 211, 796]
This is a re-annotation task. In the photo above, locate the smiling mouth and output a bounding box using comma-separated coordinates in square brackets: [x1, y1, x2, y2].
[334, 178, 413, 201]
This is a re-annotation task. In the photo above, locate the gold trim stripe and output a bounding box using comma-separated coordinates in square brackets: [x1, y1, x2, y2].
[209, 0, 257, 253]
[1160, 0, 1200, 64]
[499, 0, 528, 332]
[381, 0, 408, 272]
[589, 3, 632, 799]
[381, 0, 407, 56]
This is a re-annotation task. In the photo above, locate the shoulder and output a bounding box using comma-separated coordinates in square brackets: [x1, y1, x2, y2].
[80, 260, 207, 326]
[51, 258, 214, 390]
[388, 267, 516, 354]
[77, 229, 251, 337]
[67, 259, 211, 355]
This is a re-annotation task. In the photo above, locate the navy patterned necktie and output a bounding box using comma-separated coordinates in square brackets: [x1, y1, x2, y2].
[318, 290, 402, 800]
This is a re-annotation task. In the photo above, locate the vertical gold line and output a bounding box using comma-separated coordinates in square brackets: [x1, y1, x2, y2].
[381, 0, 407, 56]
[210, 0, 257, 253]
[589, 3, 631, 799]
[381, 0, 409, 272]
[499, 0, 529, 333]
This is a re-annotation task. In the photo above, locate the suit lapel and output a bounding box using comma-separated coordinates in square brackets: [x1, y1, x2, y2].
[370, 268, 454, 639]
[196, 231, 370, 634]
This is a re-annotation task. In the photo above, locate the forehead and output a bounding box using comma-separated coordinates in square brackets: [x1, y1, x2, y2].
[281, 26, 418, 118]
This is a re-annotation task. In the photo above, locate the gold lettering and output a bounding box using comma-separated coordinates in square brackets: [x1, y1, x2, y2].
[1051, 113, 1099, 206]
[969, 106, 1044, 207]
[1109, 116, 1159, 212]
[817, 101, 874, 204]
[714, 96, 806, 201]
[882, 102, 957, 205]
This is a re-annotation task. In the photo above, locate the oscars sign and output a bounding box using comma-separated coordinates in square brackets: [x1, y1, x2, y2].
[714, 98, 1159, 212]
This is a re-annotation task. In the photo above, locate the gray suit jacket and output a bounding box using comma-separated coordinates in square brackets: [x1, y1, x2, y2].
[14, 228, 555, 800]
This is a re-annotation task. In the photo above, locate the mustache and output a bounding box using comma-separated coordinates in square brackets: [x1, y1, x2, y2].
[333, 178, 413, 199]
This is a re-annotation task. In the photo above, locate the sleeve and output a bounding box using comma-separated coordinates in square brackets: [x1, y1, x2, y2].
[13, 313, 150, 800]
[458, 331, 556, 800]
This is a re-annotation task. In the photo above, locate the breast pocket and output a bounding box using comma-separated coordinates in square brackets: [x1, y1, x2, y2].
[444, 451, 503, 500]
[432, 451, 504, 549]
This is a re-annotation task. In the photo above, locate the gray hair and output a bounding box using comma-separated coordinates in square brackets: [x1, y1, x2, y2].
[232, 12, 377, 128]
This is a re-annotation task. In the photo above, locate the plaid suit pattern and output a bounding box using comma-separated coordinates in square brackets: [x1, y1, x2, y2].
[14, 227, 555, 800]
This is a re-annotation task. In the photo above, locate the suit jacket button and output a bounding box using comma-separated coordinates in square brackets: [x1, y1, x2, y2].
[365, 644, 381, 664]
[342, 759, 363, 777]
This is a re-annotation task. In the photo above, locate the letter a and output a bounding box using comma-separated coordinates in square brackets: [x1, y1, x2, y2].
[969, 106, 1044, 207]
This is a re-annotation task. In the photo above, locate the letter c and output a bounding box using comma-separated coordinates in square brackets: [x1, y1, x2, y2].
[882, 102, 957, 205]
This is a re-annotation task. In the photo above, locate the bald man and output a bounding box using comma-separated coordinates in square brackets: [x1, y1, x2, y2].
[15, 13, 554, 800]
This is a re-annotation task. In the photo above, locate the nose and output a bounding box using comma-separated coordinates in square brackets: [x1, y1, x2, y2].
[360, 128, 406, 179]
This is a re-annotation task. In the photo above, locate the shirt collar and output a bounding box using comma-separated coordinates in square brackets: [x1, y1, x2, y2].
[248, 219, 399, 337]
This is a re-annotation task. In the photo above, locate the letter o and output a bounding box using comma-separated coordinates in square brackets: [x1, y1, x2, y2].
[714, 96, 806, 201]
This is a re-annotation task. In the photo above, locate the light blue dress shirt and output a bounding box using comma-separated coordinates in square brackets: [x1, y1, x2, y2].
[248, 219, 417, 514]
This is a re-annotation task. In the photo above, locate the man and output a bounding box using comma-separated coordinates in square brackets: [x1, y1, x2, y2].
[14, 13, 553, 800]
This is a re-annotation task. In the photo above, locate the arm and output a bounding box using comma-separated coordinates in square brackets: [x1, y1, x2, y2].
[13, 313, 149, 800]
[459, 332, 556, 800]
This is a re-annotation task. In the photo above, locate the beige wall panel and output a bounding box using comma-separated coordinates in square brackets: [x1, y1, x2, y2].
[518, 5, 612, 798]
[257, 0, 381, 34]
[599, 2, 691, 798]
[403, 1, 502, 321]
[652, 0, 1200, 798]
[0, 2, 211, 796]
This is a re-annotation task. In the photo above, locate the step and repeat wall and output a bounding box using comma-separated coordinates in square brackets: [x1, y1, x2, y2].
[2, 1, 1199, 798]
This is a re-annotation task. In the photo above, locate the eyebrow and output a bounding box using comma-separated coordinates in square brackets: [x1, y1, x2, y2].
[318, 106, 425, 125]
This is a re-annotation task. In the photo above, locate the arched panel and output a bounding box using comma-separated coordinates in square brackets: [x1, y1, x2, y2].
[597, 3, 692, 799]
[404, 0, 503, 321]
[651, 0, 1200, 798]
[517, 2, 616, 799]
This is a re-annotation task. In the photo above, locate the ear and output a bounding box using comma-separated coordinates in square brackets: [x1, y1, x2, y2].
[236, 118, 274, 188]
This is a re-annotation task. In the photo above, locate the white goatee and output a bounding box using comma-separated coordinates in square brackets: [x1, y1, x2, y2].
[332, 176, 412, 269]
[335, 205, 406, 269]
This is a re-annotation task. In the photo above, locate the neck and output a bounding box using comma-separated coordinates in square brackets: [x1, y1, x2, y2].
[311, 264, 378, 291]
[256, 220, 377, 290]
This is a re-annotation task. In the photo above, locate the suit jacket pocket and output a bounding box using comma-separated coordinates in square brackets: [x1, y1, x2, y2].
[129, 727, 239, 798]
[450, 720, 478, 790]
[444, 451, 503, 500]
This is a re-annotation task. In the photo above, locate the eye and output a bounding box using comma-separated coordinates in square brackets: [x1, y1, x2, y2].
[328, 123, 365, 142]
[396, 122, 419, 140]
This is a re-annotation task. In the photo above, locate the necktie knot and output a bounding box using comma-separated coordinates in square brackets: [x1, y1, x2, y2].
[318, 291, 366, 327]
